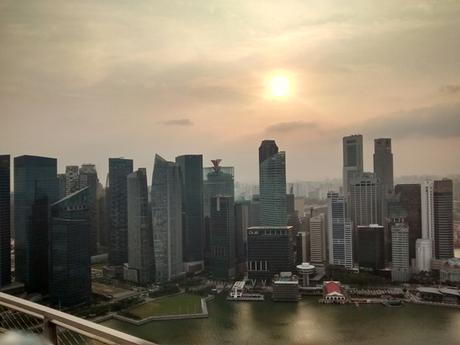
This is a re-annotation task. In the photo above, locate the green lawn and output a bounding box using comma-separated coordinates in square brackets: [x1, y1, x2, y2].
[126, 294, 202, 319]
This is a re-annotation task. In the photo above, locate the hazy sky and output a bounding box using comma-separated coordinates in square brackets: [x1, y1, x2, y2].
[1, 0, 460, 182]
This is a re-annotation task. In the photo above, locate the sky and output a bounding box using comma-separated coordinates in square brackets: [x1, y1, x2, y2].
[1, 0, 460, 182]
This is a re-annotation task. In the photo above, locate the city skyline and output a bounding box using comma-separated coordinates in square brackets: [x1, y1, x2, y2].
[2, 1, 460, 182]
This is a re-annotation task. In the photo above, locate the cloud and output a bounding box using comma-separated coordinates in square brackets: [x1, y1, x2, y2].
[440, 84, 460, 94]
[265, 121, 318, 133]
[360, 103, 460, 139]
[158, 118, 193, 126]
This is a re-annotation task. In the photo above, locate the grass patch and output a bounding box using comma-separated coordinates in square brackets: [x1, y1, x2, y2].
[124, 294, 202, 319]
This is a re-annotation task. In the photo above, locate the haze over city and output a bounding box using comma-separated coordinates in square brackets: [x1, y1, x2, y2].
[1, 1, 460, 181]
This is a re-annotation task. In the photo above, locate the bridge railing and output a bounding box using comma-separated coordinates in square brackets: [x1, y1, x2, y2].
[0, 292, 157, 345]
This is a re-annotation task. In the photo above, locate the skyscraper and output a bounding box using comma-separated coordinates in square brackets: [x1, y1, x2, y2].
[79, 164, 99, 256]
[310, 214, 326, 264]
[247, 225, 294, 282]
[391, 222, 410, 282]
[259, 140, 287, 226]
[416, 239, 432, 272]
[421, 181, 435, 243]
[373, 138, 394, 195]
[349, 172, 382, 226]
[175, 155, 204, 270]
[57, 173, 66, 200]
[203, 160, 234, 217]
[394, 184, 422, 262]
[107, 158, 133, 267]
[65, 165, 80, 196]
[14, 155, 58, 293]
[433, 179, 454, 259]
[126, 168, 155, 285]
[50, 188, 91, 307]
[209, 196, 235, 279]
[342, 135, 363, 195]
[151, 155, 184, 282]
[357, 224, 385, 271]
[327, 192, 353, 269]
[234, 200, 250, 275]
[0, 155, 11, 287]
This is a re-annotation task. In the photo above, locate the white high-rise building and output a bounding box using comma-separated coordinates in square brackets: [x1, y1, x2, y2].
[391, 223, 410, 282]
[327, 192, 353, 269]
[65, 165, 80, 196]
[416, 239, 432, 272]
[310, 214, 326, 264]
[421, 181, 435, 257]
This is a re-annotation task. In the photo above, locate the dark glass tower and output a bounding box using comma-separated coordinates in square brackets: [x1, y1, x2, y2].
[14, 155, 58, 293]
[203, 160, 234, 217]
[108, 158, 133, 266]
[50, 188, 91, 307]
[342, 135, 363, 195]
[0, 155, 11, 287]
[373, 138, 394, 195]
[175, 155, 204, 266]
[395, 184, 421, 261]
[209, 196, 235, 279]
[258, 140, 287, 227]
[79, 164, 99, 256]
[434, 179, 454, 259]
[357, 224, 385, 271]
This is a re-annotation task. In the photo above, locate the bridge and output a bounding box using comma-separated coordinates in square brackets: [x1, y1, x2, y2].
[0, 292, 157, 344]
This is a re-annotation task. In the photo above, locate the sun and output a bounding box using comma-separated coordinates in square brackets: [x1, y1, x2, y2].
[269, 75, 290, 98]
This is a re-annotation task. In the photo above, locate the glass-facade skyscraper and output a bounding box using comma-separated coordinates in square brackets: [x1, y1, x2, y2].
[14, 155, 58, 293]
[175, 155, 204, 268]
[203, 160, 234, 217]
[107, 158, 133, 266]
[126, 168, 155, 285]
[50, 187, 91, 307]
[373, 138, 394, 196]
[258, 140, 287, 227]
[152, 155, 184, 282]
[343, 135, 363, 195]
[0, 155, 11, 287]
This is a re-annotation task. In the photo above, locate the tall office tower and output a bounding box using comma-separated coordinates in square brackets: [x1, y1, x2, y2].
[373, 138, 394, 195]
[97, 182, 108, 249]
[391, 222, 410, 282]
[327, 192, 353, 269]
[433, 179, 454, 259]
[151, 155, 184, 282]
[258, 140, 287, 226]
[342, 135, 363, 195]
[203, 160, 234, 217]
[57, 173, 66, 200]
[125, 169, 155, 285]
[421, 180, 435, 259]
[234, 200, 250, 275]
[49, 188, 91, 307]
[416, 238, 432, 272]
[247, 226, 294, 282]
[107, 158, 133, 267]
[175, 155, 204, 270]
[209, 196, 235, 279]
[249, 194, 261, 226]
[14, 155, 58, 293]
[0, 155, 11, 287]
[357, 224, 385, 271]
[79, 164, 99, 255]
[349, 173, 381, 226]
[309, 214, 326, 264]
[395, 184, 421, 262]
[65, 165, 80, 196]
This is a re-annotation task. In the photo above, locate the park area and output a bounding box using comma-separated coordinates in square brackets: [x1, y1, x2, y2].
[123, 293, 203, 320]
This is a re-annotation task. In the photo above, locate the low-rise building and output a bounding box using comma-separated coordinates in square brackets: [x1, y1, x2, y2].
[440, 258, 460, 283]
[323, 281, 346, 304]
[272, 272, 300, 302]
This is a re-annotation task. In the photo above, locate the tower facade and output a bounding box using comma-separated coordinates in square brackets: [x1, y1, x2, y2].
[152, 155, 184, 282]
[79, 164, 99, 256]
[373, 138, 394, 195]
[14, 155, 58, 293]
[126, 168, 155, 284]
[65, 165, 80, 196]
[175, 155, 204, 267]
[203, 160, 234, 217]
[391, 223, 410, 282]
[259, 140, 287, 226]
[342, 135, 363, 195]
[327, 192, 353, 269]
[50, 188, 91, 307]
[349, 172, 382, 226]
[309, 214, 326, 264]
[433, 179, 453, 259]
[0, 155, 11, 287]
[108, 158, 133, 266]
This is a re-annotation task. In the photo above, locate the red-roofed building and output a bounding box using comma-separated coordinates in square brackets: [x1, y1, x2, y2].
[323, 281, 346, 304]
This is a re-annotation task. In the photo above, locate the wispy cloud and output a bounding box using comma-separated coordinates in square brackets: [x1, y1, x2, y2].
[158, 118, 193, 126]
[440, 84, 460, 94]
[265, 120, 318, 133]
